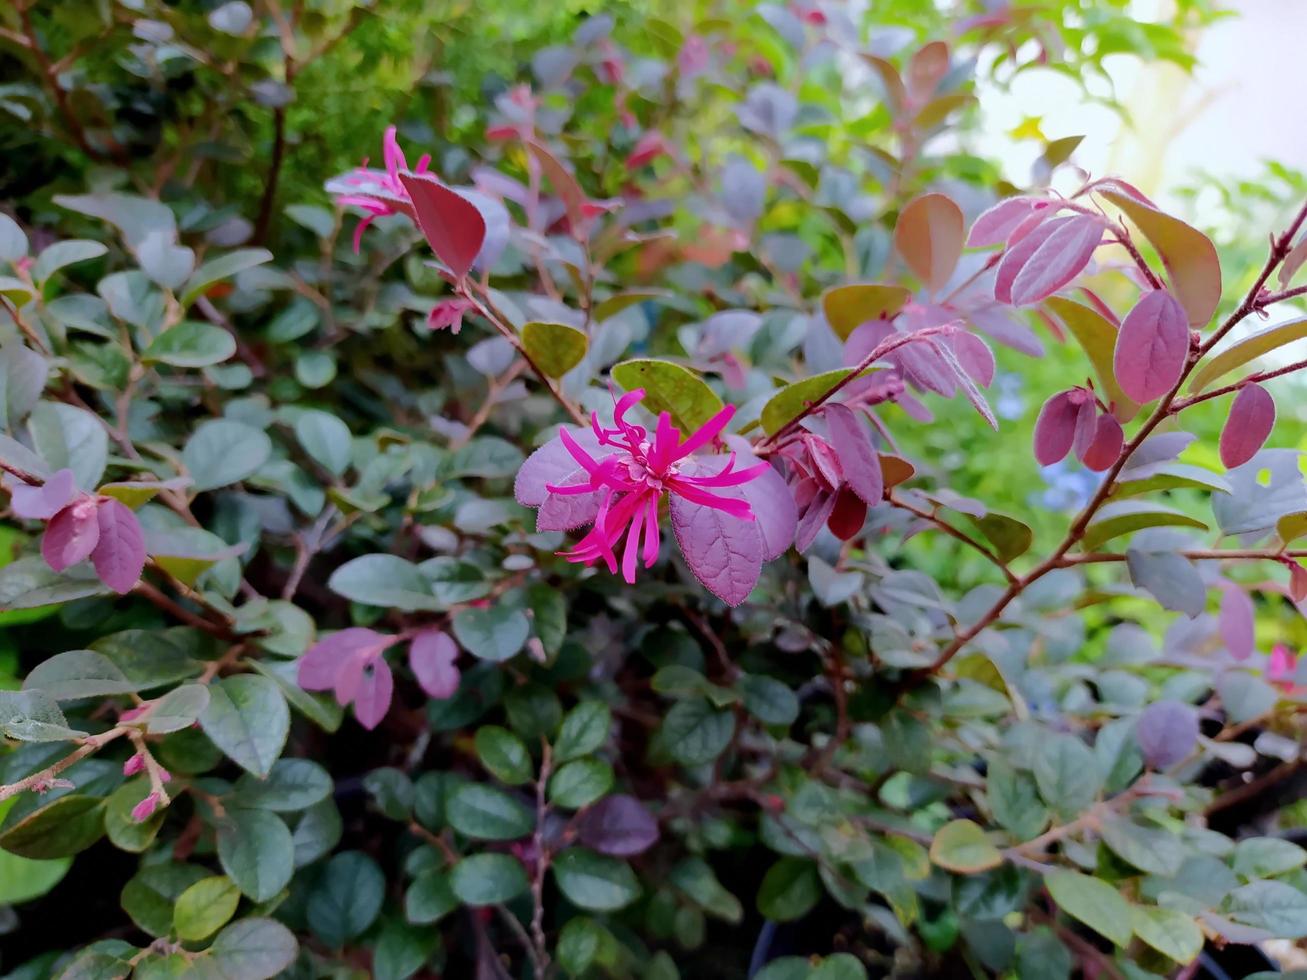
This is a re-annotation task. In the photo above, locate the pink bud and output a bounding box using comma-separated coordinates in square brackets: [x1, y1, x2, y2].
[131, 792, 160, 823]
[122, 753, 145, 777]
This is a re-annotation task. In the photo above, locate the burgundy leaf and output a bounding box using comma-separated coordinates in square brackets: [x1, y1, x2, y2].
[967, 197, 1045, 248]
[1079, 413, 1124, 472]
[1219, 383, 1275, 469]
[1290, 564, 1307, 603]
[91, 497, 146, 594]
[41, 498, 101, 573]
[670, 495, 762, 606]
[1113, 289, 1189, 402]
[1032, 390, 1079, 466]
[827, 487, 867, 540]
[577, 794, 660, 856]
[823, 404, 883, 506]
[409, 629, 460, 699]
[995, 214, 1103, 307]
[352, 659, 394, 730]
[1219, 584, 1254, 661]
[1136, 700, 1198, 769]
[398, 172, 487, 281]
[795, 487, 836, 552]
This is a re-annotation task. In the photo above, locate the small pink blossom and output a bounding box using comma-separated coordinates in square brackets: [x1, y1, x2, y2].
[427, 298, 474, 335]
[298, 628, 399, 729]
[625, 132, 670, 171]
[131, 791, 161, 823]
[330, 126, 432, 252]
[122, 753, 145, 777]
[1268, 645, 1303, 695]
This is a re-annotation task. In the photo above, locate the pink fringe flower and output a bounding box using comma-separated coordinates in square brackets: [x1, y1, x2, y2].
[329, 126, 432, 252]
[515, 390, 796, 605]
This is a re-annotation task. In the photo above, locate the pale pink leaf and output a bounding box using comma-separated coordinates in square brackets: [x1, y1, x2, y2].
[537, 468, 603, 531]
[9, 468, 76, 520]
[794, 487, 837, 552]
[352, 659, 394, 730]
[409, 629, 460, 699]
[670, 495, 762, 606]
[929, 339, 997, 430]
[397, 172, 487, 281]
[41, 498, 101, 573]
[1033, 391, 1079, 466]
[1006, 214, 1104, 307]
[1219, 584, 1254, 661]
[514, 426, 607, 507]
[824, 404, 883, 506]
[1219, 383, 1275, 469]
[91, 498, 146, 594]
[1113, 289, 1189, 402]
[951, 332, 995, 387]
[298, 627, 392, 691]
[967, 197, 1044, 248]
[1080, 413, 1124, 472]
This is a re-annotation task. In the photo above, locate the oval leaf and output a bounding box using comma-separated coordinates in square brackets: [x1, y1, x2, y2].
[397, 173, 486, 281]
[894, 193, 963, 292]
[522, 321, 588, 378]
[1220, 383, 1275, 469]
[1114, 289, 1189, 402]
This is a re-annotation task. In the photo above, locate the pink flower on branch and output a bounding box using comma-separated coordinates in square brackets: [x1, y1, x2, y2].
[515, 390, 795, 605]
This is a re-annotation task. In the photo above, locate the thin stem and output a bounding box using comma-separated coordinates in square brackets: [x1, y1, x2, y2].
[528, 741, 554, 979]
[887, 491, 1016, 584]
[1170, 356, 1307, 413]
[0, 727, 128, 803]
[1259, 282, 1307, 307]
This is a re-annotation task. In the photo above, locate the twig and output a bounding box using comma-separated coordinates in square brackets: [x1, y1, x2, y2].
[0, 727, 128, 803]
[527, 741, 554, 979]
[887, 491, 1016, 584]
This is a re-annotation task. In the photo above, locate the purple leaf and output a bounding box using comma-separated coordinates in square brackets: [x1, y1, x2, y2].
[727, 439, 796, 560]
[298, 627, 393, 691]
[1080, 413, 1124, 472]
[577, 794, 660, 856]
[1032, 390, 1080, 466]
[537, 468, 604, 532]
[967, 196, 1046, 248]
[352, 659, 394, 730]
[91, 497, 146, 594]
[670, 494, 762, 606]
[1219, 584, 1255, 661]
[827, 487, 868, 540]
[996, 214, 1103, 307]
[409, 629, 460, 699]
[824, 404, 883, 506]
[9, 468, 76, 520]
[1113, 289, 1189, 402]
[1070, 394, 1098, 461]
[795, 487, 836, 552]
[41, 498, 101, 573]
[951, 332, 995, 387]
[398, 172, 487, 281]
[1220, 383, 1275, 469]
[1136, 700, 1198, 769]
[514, 426, 606, 506]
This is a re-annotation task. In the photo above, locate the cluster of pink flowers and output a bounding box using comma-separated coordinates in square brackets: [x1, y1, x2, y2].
[5, 468, 146, 593]
[330, 126, 433, 253]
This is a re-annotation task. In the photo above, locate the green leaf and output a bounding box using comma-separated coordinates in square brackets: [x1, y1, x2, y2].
[295, 350, 336, 388]
[737, 674, 799, 727]
[1222, 880, 1307, 938]
[810, 954, 870, 980]
[1033, 732, 1101, 819]
[180, 248, 273, 306]
[552, 848, 641, 911]
[291, 799, 342, 868]
[372, 920, 438, 980]
[669, 857, 743, 923]
[985, 758, 1050, 842]
[1081, 501, 1208, 551]
[0, 801, 69, 905]
[362, 767, 414, 820]
[307, 851, 385, 946]
[449, 853, 529, 905]
[662, 697, 734, 767]
[328, 554, 442, 612]
[120, 863, 208, 937]
[0, 212, 28, 261]
[248, 658, 342, 733]
[450, 436, 523, 478]
[1216, 669, 1279, 724]
[29, 401, 107, 490]
[611, 358, 724, 431]
[182, 419, 272, 492]
[207, 918, 298, 979]
[230, 758, 332, 812]
[1190, 316, 1307, 391]
[22, 649, 139, 700]
[146, 684, 212, 735]
[757, 858, 821, 921]
[821, 284, 912, 341]
[522, 321, 589, 377]
[173, 875, 240, 941]
[760, 368, 860, 435]
[215, 808, 293, 901]
[295, 409, 352, 476]
[1099, 814, 1185, 876]
[555, 700, 611, 763]
[452, 606, 530, 662]
[1112, 462, 1230, 499]
[966, 513, 1034, 563]
[144, 322, 236, 368]
[0, 795, 106, 858]
[1232, 837, 1307, 879]
[0, 688, 87, 741]
[445, 783, 534, 840]
[558, 916, 605, 975]
[474, 726, 533, 785]
[200, 674, 289, 777]
[405, 869, 458, 925]
[105, 779, 166, 853]
[32, 240, 107, 282]
[1131, 905, 1203, 964]
[1045, 297, 1140, 421]
[549, 759, 613, 809]
[1045, 869, 1133, 947]
[930, 819, 1003, 874]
